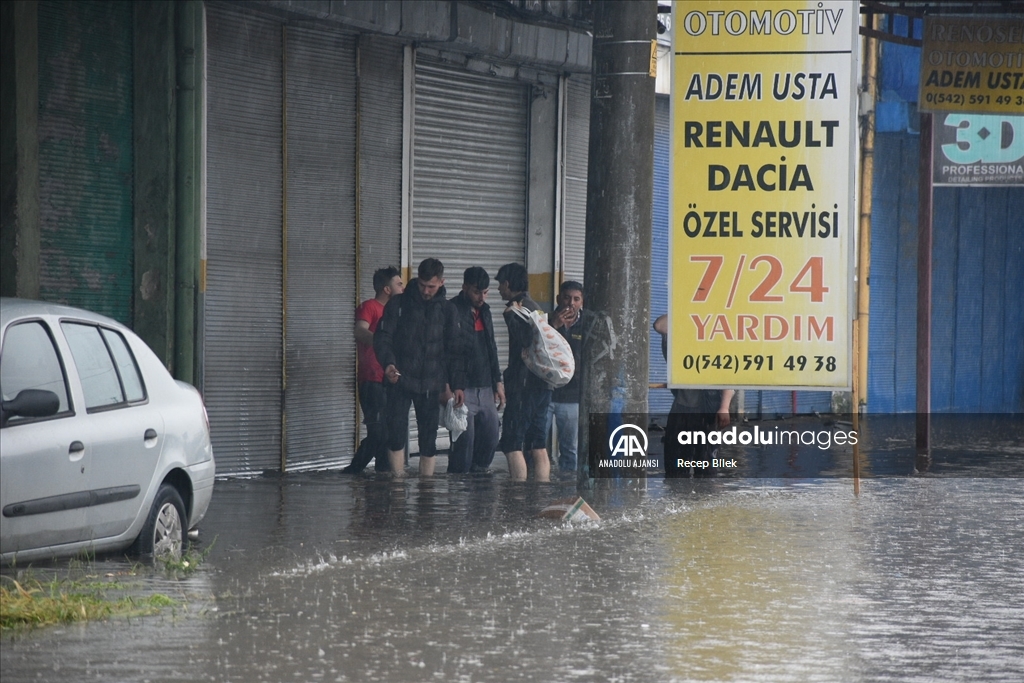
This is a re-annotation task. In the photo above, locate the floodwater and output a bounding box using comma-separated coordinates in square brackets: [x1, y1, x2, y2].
[3, 424, 1023, 682]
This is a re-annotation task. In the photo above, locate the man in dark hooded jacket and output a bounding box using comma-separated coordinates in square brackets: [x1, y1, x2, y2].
[448, 267, 504, 474]
[374, 258, 465, 476]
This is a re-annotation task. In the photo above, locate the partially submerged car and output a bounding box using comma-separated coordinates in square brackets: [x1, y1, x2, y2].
[1, 298, 214, 563]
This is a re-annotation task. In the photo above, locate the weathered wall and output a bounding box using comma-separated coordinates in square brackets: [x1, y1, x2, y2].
[0, 1, 40, 300]
[527, 82, 558, 307]
[262, 0, 592, 73]
[133, 0, 177, 367]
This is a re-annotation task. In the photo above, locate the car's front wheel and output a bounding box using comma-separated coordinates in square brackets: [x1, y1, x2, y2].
[131, 484, 187, 560]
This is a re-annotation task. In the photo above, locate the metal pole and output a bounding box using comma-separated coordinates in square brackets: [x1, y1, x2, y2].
[579, 0, 656, 482]
[852, 13, 880, 493]
[281, 25, 289, 473]
[194, 2, 207, 394]
[916, 113, 933, 458]
[354, 40, 363, 455]
[857, 14, 879, 412]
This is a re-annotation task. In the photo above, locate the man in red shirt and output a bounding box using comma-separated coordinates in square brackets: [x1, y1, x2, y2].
[343, 266, 404, 473]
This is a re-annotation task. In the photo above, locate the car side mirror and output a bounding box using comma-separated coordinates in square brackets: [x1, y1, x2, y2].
[1, 389, 61, 426]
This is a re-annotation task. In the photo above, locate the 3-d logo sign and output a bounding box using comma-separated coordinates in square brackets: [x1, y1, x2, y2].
[934, 114, 1024, 186]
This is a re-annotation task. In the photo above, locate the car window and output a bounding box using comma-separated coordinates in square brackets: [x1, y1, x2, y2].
[101, 328, 146, 402]
[62, 322, 125, 410]
[1, 320, 72, 417]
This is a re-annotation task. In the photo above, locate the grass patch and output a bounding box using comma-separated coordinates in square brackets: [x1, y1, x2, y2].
[160, 537, 216, 576]
[1, 537, 217, 630]
[0, 574, 177, 631]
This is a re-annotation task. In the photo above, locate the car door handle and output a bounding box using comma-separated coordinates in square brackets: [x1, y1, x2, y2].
[69, 440, 85, 462]
[144, 428, 158, 440]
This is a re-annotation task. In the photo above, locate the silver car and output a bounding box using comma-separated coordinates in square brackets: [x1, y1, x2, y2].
[1, 298, 215, 563]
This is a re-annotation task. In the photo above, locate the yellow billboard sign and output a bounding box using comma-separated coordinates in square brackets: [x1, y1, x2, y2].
[669, 1, 857, 389]
[919, 16, 1024, 115]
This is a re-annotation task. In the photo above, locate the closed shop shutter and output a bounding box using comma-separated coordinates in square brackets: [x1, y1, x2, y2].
[355, 37, 404, 449]
[37, 0, 134, 326]
[562, 74, 590, 284]
[409, 53, 529, 452]
[283, 26, 358, 470]
[205, 7, 283, 475]
[207, 8, 363, 473]
[357, 36, 404, 300]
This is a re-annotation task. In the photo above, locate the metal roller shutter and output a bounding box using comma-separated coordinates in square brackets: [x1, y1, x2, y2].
[357, 36, 404, 300]
[562, 74, 590, 284]
[412, 55, 528, 284]
[410, 53, 529, 453]
[205, 7, 283, 475]
[37, 0, 134, 326]
[649, 95, 673, 414]
[283, 26, 358, 471]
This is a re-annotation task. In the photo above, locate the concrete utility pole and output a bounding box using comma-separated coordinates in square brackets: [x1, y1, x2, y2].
[579, 0, 656, 480]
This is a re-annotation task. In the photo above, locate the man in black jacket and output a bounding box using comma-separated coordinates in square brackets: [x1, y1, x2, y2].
[374, 258, 465, 477]
[448, 267, 505, 474]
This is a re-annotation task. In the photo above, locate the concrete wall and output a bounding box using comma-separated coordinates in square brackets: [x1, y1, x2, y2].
[262, 0, 592, 74]
[526, 82, 558, 307]
[3, 0, 591, 372]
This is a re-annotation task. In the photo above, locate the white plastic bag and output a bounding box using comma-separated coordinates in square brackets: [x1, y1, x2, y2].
[441, 397, 469, 442]
[510, 304, 576, 388]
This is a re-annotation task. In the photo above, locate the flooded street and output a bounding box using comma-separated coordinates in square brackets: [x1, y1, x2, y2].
[3, 438, 1023, 682]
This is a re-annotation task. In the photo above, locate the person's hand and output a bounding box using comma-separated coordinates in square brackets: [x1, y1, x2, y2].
[494, 382, 506, 410]
[384, 365, 401, 384]
[440, 383, 453, 405]
[716, 390, 734, 428]
[453, 389, 465, 409]
[553, 306, 574, 329]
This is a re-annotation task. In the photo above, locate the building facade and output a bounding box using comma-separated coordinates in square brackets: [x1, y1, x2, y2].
[2, 0, 596, 475]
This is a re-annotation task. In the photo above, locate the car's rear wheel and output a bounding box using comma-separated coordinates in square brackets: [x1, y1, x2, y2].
[131, 484, 186, 560]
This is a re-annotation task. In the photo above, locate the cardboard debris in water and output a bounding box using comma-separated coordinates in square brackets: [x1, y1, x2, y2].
[538, 496, 600, 522]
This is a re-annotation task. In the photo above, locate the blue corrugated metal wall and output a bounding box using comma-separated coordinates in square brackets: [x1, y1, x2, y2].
[744, 390, 833, 420]
[868, 133, 920, 413]
[868, 29, 1024, 414]
[650, 96, 673, 413]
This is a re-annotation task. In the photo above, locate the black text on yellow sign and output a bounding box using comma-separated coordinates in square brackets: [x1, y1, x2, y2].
[919, 16, 1024, 115]
[669, 1, 857, 390]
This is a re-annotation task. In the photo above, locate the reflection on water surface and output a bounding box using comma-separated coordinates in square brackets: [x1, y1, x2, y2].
[3, 474, 1022, 682]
